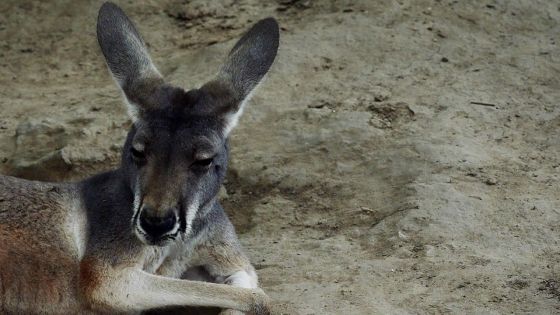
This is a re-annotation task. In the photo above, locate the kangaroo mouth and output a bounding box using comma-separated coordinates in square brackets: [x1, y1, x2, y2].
[141, 230, 180, 246]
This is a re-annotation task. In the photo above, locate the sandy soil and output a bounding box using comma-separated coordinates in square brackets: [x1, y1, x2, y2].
[1, 0, 560, 314]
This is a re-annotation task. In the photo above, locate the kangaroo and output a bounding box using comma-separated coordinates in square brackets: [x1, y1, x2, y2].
[0, 2, 279, 314]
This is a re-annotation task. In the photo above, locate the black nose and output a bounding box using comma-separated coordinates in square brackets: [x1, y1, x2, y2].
[139, 207, 177, 239]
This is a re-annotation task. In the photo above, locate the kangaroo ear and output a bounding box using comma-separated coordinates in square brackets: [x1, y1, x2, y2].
[200, 18, 279, 136]
[97, 2, 164, 121]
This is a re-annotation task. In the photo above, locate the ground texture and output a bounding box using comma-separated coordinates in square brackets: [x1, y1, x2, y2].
[1, 0, 560, 314]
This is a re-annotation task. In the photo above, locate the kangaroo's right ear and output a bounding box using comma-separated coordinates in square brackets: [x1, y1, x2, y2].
[97, 2, 164, 121]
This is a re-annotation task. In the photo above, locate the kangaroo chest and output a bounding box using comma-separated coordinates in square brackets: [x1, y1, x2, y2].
[141, 234, 203, 278]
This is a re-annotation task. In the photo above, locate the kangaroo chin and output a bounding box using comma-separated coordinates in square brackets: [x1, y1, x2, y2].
[0, 2, 279, 314]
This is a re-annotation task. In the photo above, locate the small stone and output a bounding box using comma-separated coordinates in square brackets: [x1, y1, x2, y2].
[218, 186, 229, 200]
[110, 143, 122, 152]
[371, 86, 392, 102]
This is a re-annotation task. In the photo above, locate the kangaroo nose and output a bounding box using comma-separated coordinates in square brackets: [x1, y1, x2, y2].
[139, 206, 177, 239]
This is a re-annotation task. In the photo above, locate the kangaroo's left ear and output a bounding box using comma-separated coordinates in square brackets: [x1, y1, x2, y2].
[200, 18, 280, 136]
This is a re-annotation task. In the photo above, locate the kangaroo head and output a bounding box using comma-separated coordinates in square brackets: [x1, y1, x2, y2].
[96, 2, 279, 246]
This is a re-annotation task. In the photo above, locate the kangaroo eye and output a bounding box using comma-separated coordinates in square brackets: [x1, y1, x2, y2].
[130, 146, 146, 162]
[192, 157, 213, 168]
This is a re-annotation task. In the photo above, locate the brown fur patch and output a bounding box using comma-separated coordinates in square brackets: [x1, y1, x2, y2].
[0, 225, 80, 312]
[78, 257, 103, 308]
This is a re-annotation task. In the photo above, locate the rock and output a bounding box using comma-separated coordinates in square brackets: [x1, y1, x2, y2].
[110, 143, 123, 152]
[14, 118, 68, 151]
[218, 185, 229, 200]
[371, 86, 392, 102]
[11, 148, 72, 181]
[8, 118, 72, 180]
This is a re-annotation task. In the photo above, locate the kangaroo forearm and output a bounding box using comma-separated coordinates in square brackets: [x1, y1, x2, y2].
[88, 268, 268, 313]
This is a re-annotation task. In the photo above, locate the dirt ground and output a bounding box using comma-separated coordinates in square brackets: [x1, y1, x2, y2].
[1, 0, 560, 314]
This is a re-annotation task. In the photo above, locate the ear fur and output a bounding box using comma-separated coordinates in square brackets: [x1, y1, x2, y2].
[97, 2, 164, 121]
[201, 18, 280, 136]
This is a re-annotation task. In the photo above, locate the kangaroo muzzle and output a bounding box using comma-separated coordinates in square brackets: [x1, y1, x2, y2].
[137, 205, 179, 243]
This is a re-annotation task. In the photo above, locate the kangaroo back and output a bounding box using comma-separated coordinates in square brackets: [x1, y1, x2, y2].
[0, 176, 86, 313]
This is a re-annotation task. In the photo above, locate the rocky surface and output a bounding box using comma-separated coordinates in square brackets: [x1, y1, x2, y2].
[1, 0, 560, 313]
